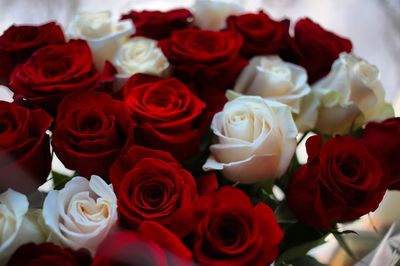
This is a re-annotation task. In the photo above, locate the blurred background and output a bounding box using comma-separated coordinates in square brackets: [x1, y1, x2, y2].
[1, 0, 399, 264]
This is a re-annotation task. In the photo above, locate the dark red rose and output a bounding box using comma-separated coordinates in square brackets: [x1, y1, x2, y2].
[171, 187, 283, 266]
[226, 11, 290, 58]
[7, 242, 91, 266]
[93, 222, 193, 266]
[0, 101, 52, 194]
[123, 74, 206, 162]
[360, 118, 400, 190]
[110, 145, 197, 230]
[0, 51, 15, 85]
[159, 29, 247, 91]
[293, 18, 352, 83]
[196, 172, 219, 196]
[9, 40, 116, 116]
[121, 9, 193, 40]
[0, 22, 65, 84]
[52, 91, 134, 179]
[288, 135, 386, 229]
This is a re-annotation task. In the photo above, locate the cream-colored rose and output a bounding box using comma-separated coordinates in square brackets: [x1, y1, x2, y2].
[233, 56, 314, 131]
[203, 95, 298, 184]
[113, 37, 170, 89]
[192, 0, 244, 30]
[67, 11, 134, 70]
[0, 190, 47, 264]
[42, 175, 117, 254]
[309, 53, 394, 135]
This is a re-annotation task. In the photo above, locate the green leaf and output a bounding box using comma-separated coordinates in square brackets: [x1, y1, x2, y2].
[52, 171, 73, 190]
[225, 90, 242, 101]
[331, 229, 359, 236]
[276, 255, 328, 266]
[333, 232, 359, 261]
[183, 129, 212, 176]
[276, 154, 299, 192]
[254, 178, 275, 197]
[277, 237, 326, 264]
[274, 200, 298, 224]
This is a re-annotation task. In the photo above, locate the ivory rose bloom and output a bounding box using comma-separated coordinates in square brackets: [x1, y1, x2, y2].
[192, 0, 244, 30]
[309, 53, 394, 135]
[43, 175, 117, 254]
[233, 56, 314, 131]
[67, 11, 134, 70]
[0, 189, 47, 263]
[203, 95, 298, 184]
[113, 37, 170, 89]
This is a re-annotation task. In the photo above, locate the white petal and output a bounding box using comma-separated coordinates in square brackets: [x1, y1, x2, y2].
[192, 0, 244, 30]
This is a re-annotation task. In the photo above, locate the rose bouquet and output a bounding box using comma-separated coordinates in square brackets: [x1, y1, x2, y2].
[0, 0, 398, 265]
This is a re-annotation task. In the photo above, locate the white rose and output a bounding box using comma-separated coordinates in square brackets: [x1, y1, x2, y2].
[67, 11, 134, 70]
[113, 37, 170, 89]
[233, 56, 314, 131]
[192, 0, 244, 30]
[203, 95, 298, 184]
[0, 189, 47, 264]
[310, 52, 394, 135]
[43, 175, 117, 254]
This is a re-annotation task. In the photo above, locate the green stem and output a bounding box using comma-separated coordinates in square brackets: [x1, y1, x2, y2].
[333, 232, 359, 261]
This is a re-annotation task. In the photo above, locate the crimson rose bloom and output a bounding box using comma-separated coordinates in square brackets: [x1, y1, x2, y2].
[172, 187, 283, 266]
[7, 242, 91, 266]
[93, 222, 193, 266]
[52, 91, 134, 179]
[110, 145, 197, 230]
[293, 18, 352, 83]
[288, 135, 386, 229]
[0, 101, 52, 194]
[360, 118, 400, 190]
[226, 11, 290, 58]
[9, 40, 115, 115]
[159, 29, 247, 90]
[121, 9, 193, 40]
[0, 22, 65, 84]
[123, 74, 206, 162]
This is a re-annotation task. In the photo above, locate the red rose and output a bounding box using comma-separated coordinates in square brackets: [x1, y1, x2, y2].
[159, 29, 247, 91]
[9, 40, 115, 116]
[123, 74, 206, 162]
[172, 187, 283, 266]
[293, 18, 352, 83]
[0, 22, 65, 84]
[288, 135, 386, 229]
[121, 9, 193, 40]
[226, 11, 290, 58]
[7, 242, 91, 266]
[360, 118, 400, 190]
[52, 91, 134, 179]
[0, 101, 52, 194]
[93, 222, 193, 266]
[110, 145, 197, 229]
